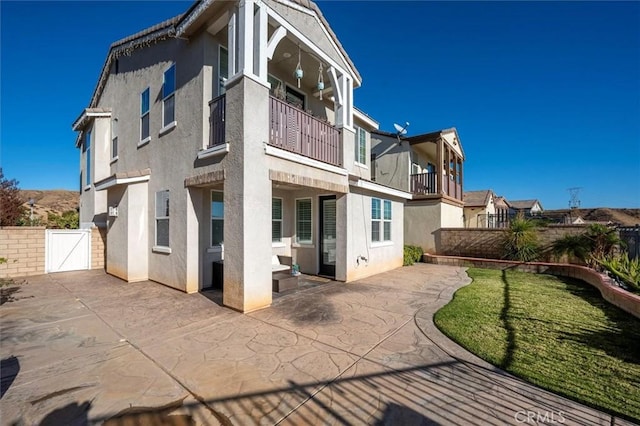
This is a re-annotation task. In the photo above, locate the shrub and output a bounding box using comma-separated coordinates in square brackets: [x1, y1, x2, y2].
[553, 224, 622, 269]
[403, 245, 424, 266]
[501, 214, 540, 262]
[597, 254, 640, 293]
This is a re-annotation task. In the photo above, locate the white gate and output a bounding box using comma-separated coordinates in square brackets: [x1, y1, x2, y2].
[45, 229, 91, 273]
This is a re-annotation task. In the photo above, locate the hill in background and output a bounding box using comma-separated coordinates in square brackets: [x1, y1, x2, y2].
[20, 190, 79, 222]
[544, 208, 640, 227]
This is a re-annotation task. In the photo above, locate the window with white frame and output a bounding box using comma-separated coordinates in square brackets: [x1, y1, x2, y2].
[163, 64, 176, 126]
[84, 129, 91, 187]
[355, 126, 366, 165]
[296, 198, 312, 244]
[111, 118, 118, 160]
[372, 198, 392, 242]
[272, 198, 283, 243]
[155, 190, 170, 247]
[219, 47, 228, 96]
[211, 191, 223, 246]
[140, 88, 150, 141]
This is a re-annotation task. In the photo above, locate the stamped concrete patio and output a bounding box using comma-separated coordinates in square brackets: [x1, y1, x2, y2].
[1, 264, 634, 425]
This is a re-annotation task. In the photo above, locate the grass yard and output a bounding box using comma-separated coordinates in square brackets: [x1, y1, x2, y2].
[434, 268, 640, 422]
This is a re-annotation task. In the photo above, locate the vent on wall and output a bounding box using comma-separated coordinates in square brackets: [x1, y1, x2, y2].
[108, 206, 119, 217]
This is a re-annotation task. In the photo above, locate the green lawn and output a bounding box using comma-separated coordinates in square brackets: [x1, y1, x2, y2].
[434, 268, 640, 422]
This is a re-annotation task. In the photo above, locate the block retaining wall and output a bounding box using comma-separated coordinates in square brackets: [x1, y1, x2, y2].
[424, 253, 640, 320]
[0, 227, 105, 279]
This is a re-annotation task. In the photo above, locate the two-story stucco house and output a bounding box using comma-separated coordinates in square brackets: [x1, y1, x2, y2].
[371, 127, 465, 253]
[72, 0, 411, 313]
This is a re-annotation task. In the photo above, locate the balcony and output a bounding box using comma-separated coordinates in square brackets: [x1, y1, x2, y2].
[411, 172, 462, 201]
[209, 94, 225, 148]
[268, 96, 341, 167]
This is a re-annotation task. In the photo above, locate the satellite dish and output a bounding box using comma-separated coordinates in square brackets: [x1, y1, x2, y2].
[394, 122, 410, 136]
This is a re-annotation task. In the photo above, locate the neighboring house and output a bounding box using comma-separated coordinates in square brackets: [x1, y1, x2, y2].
[371, 127, 465, 253]
[72, 0, 412, 313]
[509, 199, 544, 216]
[463, 190, 495, 228]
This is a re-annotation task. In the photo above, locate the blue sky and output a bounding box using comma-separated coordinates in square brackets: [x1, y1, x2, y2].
[1, 1, 638, 209]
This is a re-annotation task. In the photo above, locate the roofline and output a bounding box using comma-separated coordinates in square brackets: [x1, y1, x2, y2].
[353, 108, 379, 129]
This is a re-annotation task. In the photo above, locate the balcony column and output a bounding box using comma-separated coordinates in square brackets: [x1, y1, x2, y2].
[228, 0, 269, 84]
[223, 75, 272, 312]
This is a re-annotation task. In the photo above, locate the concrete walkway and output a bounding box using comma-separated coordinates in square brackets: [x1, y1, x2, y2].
[0, 264, 634, 425]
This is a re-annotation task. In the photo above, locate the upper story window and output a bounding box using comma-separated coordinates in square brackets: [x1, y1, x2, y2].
[355, 126, 366, 165]
[219, 47, 228, 96]
[211, 191, 224, 246]
[84, 129, 91, 187]
[111, 118, 118, 160]
[140, 88, 150, 142]
[163, 64, 176, 126]
[372, 198, 392, 242]
[272, 198, 283, 243]
[296, 198, 312, 244]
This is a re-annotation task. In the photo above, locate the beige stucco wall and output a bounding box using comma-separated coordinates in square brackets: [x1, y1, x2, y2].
[405, 201, 464, 253]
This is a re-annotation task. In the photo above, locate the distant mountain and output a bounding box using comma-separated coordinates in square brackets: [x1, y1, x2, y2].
[20, 190, 79, 221]
[545, 208, 640, 227]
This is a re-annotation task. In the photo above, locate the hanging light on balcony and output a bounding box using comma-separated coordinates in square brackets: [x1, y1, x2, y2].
[317, 61, 324, 100]
[294, 45, 303, 88]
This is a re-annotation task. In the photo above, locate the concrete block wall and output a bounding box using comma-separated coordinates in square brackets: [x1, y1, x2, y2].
[0, 227, 46, 278]
[0, 226, 107, 279]
[91, 227, 106, 270]
[437, 225, 590, 260]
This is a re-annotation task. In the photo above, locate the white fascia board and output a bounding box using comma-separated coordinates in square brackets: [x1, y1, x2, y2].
[351, 179, 413, 200]
[95, 175, 150, 191]
[197, 143, 230, 160]
[270, 0, 361, 86]
[72, 110, 112, 131]
[264, 144, 348, 176]
[266, 7, 351, 82]
[353, 109, 379, 130]
[176, 0, 215, 37]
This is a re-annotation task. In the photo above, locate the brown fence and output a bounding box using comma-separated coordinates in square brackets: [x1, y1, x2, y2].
[0, 227, 105, 279]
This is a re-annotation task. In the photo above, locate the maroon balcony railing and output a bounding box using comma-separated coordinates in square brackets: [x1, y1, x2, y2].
[411, 172, 462, 201]
[410, 172, 437, 195]
[269, 96, 341, 166]
[209, 94, 225, 148]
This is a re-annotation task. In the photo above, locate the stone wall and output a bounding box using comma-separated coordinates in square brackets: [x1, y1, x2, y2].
[436, 225, 589, 260]
[0, 227, 106, 279]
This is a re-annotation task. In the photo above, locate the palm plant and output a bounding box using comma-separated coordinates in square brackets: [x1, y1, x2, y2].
[553, 224, 623, 269]
[501, 213, 540, 262]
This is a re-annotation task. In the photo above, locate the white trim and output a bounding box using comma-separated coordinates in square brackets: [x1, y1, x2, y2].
[291, 243, 315, 249]
[264, 144, 348, 176]
[138, 136, 151, 148]
[152, 246, 172, 254]
[159, 121, 177, 136]
[72, 110, 112, 131]
[354, 162, 368, 170]
[272, 196, 283, 244]
[272, 242, 286, 248]
[266, 26, 287, 60]
[207, 246, 224, 254]
[370, 241, 394, 248]
[95, 174, 150, 191]
[84, 185, 92, 192]
[198, 143, 229, 160]
[110, 156, 119, 165]
[353, 109, 379, 129]
[351, 179, 413, 200]
[295, 197, 313, 245]
[266, 7, 352, 84]
[267, 0, 360, 85]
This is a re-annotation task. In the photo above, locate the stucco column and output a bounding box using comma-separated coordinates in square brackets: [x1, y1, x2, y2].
[223, 75, 272, 312]
[185, 187, 202, 293]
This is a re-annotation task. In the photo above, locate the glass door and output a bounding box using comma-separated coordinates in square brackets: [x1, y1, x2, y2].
[319, 196, 336, 277]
